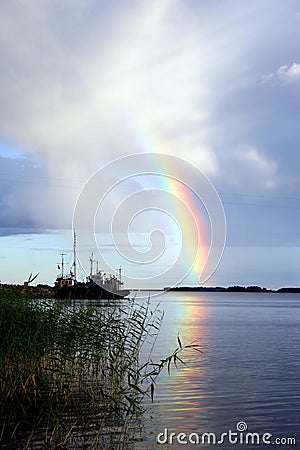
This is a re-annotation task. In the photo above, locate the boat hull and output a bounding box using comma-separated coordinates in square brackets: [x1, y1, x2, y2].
[54, 280, 129, 300]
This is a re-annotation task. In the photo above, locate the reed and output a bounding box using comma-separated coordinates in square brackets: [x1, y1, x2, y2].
[0, 290, 201, 449]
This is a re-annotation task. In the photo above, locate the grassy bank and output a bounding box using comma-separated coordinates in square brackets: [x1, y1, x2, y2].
[0, 291, 200, 449]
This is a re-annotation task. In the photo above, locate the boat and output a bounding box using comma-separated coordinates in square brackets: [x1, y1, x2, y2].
[54, 233, 130, 300]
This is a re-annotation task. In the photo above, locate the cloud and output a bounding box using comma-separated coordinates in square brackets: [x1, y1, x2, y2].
[216, 146, 279, 192]
[0, 0, 284, 176]
[0, 0, 299, 288]
[262, 62, 300, 84]
[0, 0, 299, 248]
[241, 148, 278, 188]
[0, 0, 218, 173]
[0, 154, 81, 234]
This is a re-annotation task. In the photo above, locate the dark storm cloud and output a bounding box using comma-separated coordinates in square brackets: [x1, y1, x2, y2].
[0, 155, 80, 235]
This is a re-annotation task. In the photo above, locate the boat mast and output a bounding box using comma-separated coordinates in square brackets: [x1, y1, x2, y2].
[73, 231, 77, 282]
[60, 253, 66, 278]
[89, 252, 94, 276]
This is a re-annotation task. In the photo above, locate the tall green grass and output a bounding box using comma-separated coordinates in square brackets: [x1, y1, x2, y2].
[0, 290, 201, 449]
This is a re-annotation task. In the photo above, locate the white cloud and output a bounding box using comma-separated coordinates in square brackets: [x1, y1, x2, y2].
[0, 0, 276, 180]
[218, 147, 279, 191]
[262, 62, 300, 84]
[0, 0, 218, 174]
[243, 148, 276, 175]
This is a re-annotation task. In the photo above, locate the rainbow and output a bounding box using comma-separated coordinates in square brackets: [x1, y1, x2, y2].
[123, 106, 218, 285]
[127, 129, 210, 283]
[152, 168, 210, 285]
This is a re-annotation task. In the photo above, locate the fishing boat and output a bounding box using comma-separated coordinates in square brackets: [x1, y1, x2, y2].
[54, 233, 130, 300]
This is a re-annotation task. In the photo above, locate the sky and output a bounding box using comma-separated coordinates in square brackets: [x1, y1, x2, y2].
[0, 0, 299, 289]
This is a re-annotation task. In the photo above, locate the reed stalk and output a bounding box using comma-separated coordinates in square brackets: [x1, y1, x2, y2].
[0, 290, 201, 449]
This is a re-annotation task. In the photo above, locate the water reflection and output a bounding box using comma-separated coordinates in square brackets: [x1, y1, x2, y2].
[141, 293, 213, 441]
[42, 292, 300, 449]
[141, 292, 300, 449]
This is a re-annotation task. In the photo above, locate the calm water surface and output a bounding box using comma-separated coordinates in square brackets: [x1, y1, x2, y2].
[135, 292, 300, 449]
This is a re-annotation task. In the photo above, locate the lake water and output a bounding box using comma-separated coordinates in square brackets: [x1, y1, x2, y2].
[135, 292, 300, 450]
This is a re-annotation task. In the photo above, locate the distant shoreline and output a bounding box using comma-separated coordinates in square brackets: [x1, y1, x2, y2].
[1, 284, 300, 296]
[163, 286, 300, 293]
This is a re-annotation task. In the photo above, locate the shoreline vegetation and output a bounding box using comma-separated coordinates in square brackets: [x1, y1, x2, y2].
[0, 289, 201, 449]
[1, 283, 300, 299]
[164, 285, 300, 293]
